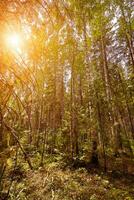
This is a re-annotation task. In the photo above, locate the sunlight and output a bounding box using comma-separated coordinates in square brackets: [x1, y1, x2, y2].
[6, 33, 21, 51]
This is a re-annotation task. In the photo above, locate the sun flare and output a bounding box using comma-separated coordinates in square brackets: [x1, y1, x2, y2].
[7, 33, 21, 50]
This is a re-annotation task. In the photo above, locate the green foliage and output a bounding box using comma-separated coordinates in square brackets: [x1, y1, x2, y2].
[0, 0, 134, 198]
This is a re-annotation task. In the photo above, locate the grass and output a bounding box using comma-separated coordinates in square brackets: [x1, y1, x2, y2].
[4, 158, 134, 200]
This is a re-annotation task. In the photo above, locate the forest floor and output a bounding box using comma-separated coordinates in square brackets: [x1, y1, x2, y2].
[2, 155, 134, 200]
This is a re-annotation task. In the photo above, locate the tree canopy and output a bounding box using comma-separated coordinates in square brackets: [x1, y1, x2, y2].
[0, 0, 134, 199]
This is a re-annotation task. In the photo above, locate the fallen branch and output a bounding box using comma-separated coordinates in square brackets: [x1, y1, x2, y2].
[4, 123, 33, 170]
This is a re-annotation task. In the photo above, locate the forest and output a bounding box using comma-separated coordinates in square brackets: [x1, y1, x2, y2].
[0, 0, 134, 199]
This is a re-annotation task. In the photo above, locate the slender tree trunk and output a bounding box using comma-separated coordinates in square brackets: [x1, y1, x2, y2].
[95, 91, 107, 172]
[119, 1, 134, 70]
